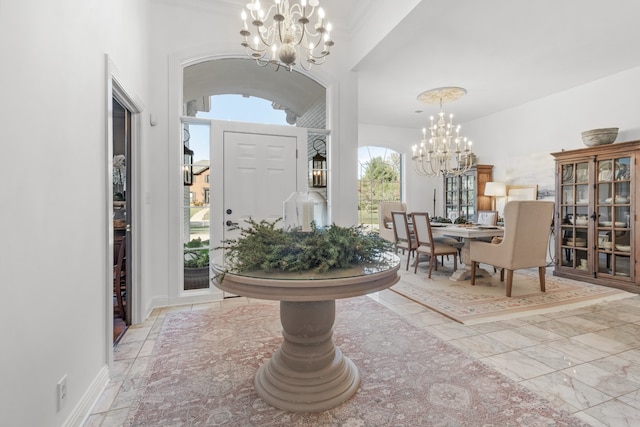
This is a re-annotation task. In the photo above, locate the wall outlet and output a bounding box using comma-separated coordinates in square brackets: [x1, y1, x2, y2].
[57, 374, 68, 411]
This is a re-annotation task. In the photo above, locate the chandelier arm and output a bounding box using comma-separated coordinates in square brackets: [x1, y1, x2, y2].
[300, 58, 313, 71]
[255, 24, 273, 48]
[254, 56, 276, 68]
[244, 44, 269, 62]
[276, 19, 286, 45]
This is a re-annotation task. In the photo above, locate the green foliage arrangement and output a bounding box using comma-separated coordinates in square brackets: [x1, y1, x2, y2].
[220, 218, 394, 274]
[430, 216, 452, 223]
[184, 237, 210, 268]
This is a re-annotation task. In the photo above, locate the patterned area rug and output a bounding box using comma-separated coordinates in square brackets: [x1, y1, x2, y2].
[393, 256, 633, 325]
[125, 296, 589, 426]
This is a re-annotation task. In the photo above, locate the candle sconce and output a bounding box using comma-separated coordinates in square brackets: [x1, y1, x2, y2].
[310, 138, 327, 188]
[183, 128, 193, 186]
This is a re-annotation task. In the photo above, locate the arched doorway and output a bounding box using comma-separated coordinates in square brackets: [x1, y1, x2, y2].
[180, 58, 330, 295]
[358, 146, 402, 231]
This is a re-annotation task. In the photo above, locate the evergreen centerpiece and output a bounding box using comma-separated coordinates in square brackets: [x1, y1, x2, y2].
[220, 218, 394, 274]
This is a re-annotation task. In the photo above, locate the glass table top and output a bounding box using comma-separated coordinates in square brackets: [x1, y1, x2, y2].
[215, 253, 400, 281]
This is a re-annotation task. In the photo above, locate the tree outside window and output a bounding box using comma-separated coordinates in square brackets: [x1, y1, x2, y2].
[358, 147, 401, 230]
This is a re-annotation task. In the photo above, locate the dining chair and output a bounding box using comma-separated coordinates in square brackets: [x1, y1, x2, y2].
[411, 212, 458, 278]
[469, 200, 554, 297]
[475, 210, 500, 271]
[114, 235, 127, 323]
[477, 210, 498, 226]
[391, 211, 417, 270]
[378, 201, 407, 242]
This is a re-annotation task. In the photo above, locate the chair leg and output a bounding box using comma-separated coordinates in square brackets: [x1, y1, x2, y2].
[506, 269, 514, 297]
[453, 254, 457, 272]
[414, 252, 419, 274]
[428, 254, 435, 278]
[538, 266, 546, 292]
[405, 251, 410, 271]
[500, 268, 505, 282]
[470, 261, 477, 285]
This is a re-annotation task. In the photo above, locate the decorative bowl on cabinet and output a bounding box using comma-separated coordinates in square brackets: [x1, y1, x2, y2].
[581, 128, 618, 147]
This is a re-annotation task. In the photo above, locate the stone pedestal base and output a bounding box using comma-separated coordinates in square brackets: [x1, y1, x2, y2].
[254, 300, 360, 412]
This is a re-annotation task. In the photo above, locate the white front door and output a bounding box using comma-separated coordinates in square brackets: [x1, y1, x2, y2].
[211, 121, 307, 270]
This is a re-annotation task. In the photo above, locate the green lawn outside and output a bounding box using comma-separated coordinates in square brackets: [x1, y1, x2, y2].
[358, 209, 378, 226]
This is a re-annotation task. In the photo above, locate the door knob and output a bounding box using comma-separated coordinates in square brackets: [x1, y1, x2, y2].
[226, 209, 232, 215]
[226, 220, 237, 227]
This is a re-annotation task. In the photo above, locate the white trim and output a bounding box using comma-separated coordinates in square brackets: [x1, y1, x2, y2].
[63, 365, 110, 427]
[105, 54, 145, 366]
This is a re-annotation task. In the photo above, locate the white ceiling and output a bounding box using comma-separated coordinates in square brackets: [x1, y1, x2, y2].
[351, 0, 640, 129]
[193, 0, 640, 130]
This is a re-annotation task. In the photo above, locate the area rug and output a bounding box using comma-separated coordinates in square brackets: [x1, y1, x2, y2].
[392, 256, 633, 325]
[125, 296, 588, 426]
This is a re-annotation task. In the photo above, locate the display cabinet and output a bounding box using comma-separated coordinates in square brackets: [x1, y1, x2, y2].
[551, 140, 639, 292]
[443, 165, 493, 221]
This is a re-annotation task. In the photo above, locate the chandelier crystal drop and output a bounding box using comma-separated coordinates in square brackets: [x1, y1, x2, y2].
[411, 87, 476, 177]
[240, 0, 334, 72]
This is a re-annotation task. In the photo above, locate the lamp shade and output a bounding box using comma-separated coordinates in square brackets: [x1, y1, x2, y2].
[484, 182, 506, 197]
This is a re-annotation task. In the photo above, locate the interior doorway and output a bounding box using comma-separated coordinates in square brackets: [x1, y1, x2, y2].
[112, 96, 132, 342]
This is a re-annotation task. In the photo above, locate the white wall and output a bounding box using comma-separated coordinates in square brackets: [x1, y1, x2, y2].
[0, 1, 149, 426]
[467, 66, 640, 192]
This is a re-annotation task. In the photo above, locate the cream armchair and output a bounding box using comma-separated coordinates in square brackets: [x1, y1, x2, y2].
[378, 201, 407, 242]
[469, 200, 554, 297]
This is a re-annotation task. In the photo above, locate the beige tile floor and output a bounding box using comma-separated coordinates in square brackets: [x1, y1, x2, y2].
[84, 287, 640, 427]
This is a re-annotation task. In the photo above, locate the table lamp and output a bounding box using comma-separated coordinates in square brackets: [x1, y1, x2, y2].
[484, 181, 506, 211]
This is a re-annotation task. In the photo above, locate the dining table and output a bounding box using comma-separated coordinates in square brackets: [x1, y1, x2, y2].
[429, 224, 504, 281]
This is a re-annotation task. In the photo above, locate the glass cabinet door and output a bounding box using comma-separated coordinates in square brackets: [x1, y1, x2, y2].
[444, 176, 459, 219]
[460, 173, 475, 220]
[559, 161, 590, 271]
[596, 156, 632, 278]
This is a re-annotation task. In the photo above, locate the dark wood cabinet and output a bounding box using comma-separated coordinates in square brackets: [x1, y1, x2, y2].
[443, 165, 493, 221]
[551, 140, 639, 292]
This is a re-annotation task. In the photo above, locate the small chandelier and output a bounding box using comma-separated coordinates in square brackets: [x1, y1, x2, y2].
[411, 87, 475, 177]
[240, 0, 334, 72]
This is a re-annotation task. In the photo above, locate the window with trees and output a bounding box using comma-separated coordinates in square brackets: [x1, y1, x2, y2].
[358, 146, 402, 230]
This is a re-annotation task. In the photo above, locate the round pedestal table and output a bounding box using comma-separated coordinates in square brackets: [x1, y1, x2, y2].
[212, 255, 400, 413]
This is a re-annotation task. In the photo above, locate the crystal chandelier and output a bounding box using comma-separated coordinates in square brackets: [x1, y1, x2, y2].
[240, 0, 334, 72]
[411, 87, 475, 177]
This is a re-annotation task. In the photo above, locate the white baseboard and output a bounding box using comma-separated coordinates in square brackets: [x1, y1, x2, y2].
[63, 365, 110, 427]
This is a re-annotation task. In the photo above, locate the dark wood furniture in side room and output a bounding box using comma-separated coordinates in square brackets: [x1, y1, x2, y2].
[551, 140, 639, 293]
[443, 164, 493, 221]
[114, 235, 127, 324]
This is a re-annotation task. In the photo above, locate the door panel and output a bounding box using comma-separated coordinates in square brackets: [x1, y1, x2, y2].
[224, 132, 298, 242]
[210, 121, 308, 277]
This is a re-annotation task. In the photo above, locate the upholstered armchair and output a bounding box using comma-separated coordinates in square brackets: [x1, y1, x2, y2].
[378, 201, 407, 242]
[469, 200, 554, 297]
